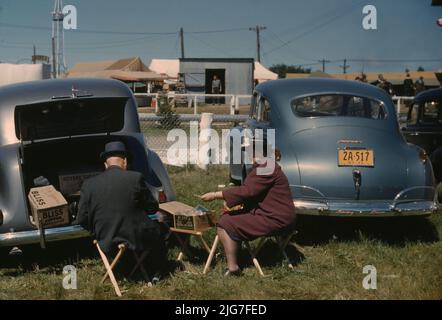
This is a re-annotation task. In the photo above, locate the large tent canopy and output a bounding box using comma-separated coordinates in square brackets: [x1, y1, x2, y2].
[66, 57, 166, 81]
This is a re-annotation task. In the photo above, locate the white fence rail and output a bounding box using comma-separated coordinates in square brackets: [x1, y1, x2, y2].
[392, 96, 414, 115]
[134, 93, 252, 115]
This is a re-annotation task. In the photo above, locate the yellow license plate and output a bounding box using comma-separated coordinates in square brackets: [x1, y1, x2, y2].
[338, 149, 374, 167]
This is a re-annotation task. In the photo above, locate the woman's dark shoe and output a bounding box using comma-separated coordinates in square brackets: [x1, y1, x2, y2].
[223, 268, 242, 277]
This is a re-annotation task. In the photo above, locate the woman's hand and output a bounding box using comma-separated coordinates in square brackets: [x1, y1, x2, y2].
[200, 191, 223, 202]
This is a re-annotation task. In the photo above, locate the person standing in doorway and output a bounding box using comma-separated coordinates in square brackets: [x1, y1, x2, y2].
[211, 75, 222, 105]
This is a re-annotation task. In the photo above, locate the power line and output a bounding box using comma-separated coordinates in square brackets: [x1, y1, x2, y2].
[0, 22, 248, 36]
[187, 33, 233, 57]
[264, 0, 366, 56]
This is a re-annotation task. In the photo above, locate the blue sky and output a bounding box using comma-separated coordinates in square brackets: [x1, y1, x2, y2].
[0, 0, 441, 73]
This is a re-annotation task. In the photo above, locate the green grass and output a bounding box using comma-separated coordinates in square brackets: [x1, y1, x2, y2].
[1, 165, 441, 300]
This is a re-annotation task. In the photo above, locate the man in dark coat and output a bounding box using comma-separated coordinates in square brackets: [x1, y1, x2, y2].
[76, 141, 166, 277]
[201, 153, 296, 276]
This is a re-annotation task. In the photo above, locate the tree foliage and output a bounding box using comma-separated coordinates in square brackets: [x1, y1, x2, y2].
[269, 64, 311, 79]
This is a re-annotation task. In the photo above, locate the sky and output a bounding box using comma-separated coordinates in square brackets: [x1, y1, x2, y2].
[0, 0, 441, 74]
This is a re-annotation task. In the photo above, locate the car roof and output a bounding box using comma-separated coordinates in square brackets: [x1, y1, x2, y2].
[257, 78, 391, 103]
[254, 78, 398, 131]
[0, 78, 133, 112]
[413, 88, 442, 102]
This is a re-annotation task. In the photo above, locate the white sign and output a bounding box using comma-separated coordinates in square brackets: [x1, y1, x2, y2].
[63, 5, 77, 30]
[362, 5, 377, 30]
[362, 265, 377, 290]
[62, 265, 77, 290]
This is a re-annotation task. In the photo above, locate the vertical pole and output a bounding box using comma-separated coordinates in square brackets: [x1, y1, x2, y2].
[32, 45, 36, 64]
[51, 37, 57, 79]
[194, 95, 198, 115]
[256, 25, 261, 63]
[180, 27, 185, 59]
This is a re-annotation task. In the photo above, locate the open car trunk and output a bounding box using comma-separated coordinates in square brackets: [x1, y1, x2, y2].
[21, 137, 123, 226]
[14, 97, 161, 228]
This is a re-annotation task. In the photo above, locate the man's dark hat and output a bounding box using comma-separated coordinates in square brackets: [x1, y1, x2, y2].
[100, 141, 130, 161]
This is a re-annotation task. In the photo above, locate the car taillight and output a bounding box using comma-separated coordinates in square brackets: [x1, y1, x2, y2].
[0, 209, 3, 226]
[419, 150, 429, 163]
[158, 189, 167, 203]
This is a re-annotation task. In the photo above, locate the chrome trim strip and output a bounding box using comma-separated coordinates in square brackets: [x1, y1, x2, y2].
[0, 225, 90, 247]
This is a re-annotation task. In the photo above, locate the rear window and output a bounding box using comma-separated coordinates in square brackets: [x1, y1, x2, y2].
[15, 97, 128, 141]
[292, 94, 387, 119]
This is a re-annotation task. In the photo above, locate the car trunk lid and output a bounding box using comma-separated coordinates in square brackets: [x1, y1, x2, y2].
[291, 125, 408, 200]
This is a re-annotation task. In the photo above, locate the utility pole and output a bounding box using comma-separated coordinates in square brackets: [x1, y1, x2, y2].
[249, 25, 266, 62]
[51, 37, 56, 78]
[318, 59, 331, 73]
[180, 27, 185, 59]
[339, 59, 350, 74]
[32, 45, 36, 64]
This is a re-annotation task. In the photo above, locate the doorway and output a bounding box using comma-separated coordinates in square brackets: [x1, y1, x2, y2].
[205, 69, 225, 105]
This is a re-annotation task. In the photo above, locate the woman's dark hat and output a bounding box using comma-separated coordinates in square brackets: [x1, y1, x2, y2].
[100, 141, 130, 161]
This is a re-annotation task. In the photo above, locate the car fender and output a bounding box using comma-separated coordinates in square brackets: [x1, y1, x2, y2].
[405, 143, 435, 187]
[146, 148, 176, 201]
[430, 147, 442, 182]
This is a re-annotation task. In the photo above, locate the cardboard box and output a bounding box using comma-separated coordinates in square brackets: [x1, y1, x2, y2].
[58, 169, 101, 195]
[28, 185, 69, 228]
[159, 201, 216, 232]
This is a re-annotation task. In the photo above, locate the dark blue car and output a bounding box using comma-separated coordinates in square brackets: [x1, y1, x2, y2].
[229, 78, 437, 217]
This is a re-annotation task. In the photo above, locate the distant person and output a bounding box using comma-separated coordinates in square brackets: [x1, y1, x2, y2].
[403, 72, 415, 97]
[415, 76, 425, 94]
[360, 73, 368, 83]
[211, 75, 222, 105]
[377, 74, 393, 95]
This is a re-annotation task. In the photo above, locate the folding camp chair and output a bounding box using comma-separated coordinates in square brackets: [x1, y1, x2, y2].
[94, 240, 151, 297]
[169, 227, 220, 274]
[243, 229, 299, 277]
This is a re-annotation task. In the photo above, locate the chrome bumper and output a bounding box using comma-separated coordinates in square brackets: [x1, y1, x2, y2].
[0, 225, 90, 247]
[292, 185, 438, 217]
[293, 199, 437, 217]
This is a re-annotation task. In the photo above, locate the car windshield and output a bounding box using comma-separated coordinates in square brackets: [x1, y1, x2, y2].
[292, 94, 387, 119]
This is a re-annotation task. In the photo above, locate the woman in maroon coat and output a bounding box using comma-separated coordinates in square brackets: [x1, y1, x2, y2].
[201, 158, 296, 276]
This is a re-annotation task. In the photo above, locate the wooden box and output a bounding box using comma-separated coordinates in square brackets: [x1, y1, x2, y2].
[159, 201, 216, 232]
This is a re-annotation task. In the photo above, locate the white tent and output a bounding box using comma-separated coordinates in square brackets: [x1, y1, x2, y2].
[149, 59, 180, 79]
[0, 63, 51, 87]
[254, 62, 278, 83]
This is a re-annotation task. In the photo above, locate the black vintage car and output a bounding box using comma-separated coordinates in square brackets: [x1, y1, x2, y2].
[402, 88, 442, 184]
[0, 78, 175, 248]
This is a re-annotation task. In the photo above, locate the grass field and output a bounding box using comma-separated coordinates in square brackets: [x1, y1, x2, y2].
[0, 165, 441, 300]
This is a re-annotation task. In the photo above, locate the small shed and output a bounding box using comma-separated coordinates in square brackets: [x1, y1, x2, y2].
[179, 58, 255, 101]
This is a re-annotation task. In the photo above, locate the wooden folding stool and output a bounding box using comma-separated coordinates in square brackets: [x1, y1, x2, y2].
[94, 240, 151, 297]
[244, 229, 299, 277]
[169, 227, 220, 274]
